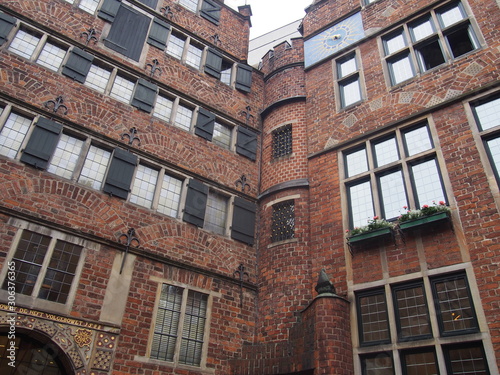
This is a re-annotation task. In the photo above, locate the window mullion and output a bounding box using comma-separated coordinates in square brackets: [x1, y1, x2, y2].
[32, 237, 56, 298]
[105, 68, 119, 95]
[182, 36, 190, 64]
[70, 137, 91, 182]
[151, 168, 165, 211]
[31, 33, 48, 62]
[365, 140, 380, 217]
[174, 288, 189, 365]
[0, 104, 12, 126]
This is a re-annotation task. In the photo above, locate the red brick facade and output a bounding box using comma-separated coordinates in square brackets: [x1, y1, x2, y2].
[0, 0, 499, 374]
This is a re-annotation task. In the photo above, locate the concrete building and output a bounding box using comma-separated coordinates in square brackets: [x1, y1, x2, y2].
[0, 0, 499, 374]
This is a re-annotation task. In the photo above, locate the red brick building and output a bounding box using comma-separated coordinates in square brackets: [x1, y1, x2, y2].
[0, 0, 499, 374]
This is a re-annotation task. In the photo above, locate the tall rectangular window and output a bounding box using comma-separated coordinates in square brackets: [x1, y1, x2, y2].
[151, 284, 209, 367]
[1, 230, 83, 304]
[471, 94, 500, 187]
[212, 121, 232, 150]
[78, 145, 112, 190]
[336, 53, 362, 108]
[110, 75, 135, 104]
[382, 1, 478, 85]
[157, 174, 183, 218]
[271, 200, 295, 242]
[204, 191, 228, 235]
[84, 64, 112, 93]
[78, 0, 100, 14]
[47, 134, 85, 179]
[272, 124, 292, 159]
[166, 33, 186, 60]
[179, 0, 198, 12]
[174, 104, 193, 131]
[186, 42, 203, 69]
[343, 121, 446, 227]
[8, 28, 41, 59]
[36, 41, 67, 72]
[153, 95, 174, 122]
[130, 164, 159, 209]
[0, 112, 32, 159]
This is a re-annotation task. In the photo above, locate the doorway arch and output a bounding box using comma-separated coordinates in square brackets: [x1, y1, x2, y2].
[0, 330, 75, 374]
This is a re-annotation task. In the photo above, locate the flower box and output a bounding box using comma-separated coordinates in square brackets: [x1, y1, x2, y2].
[347, 227, 393, 244]
[399, 212, 450, 231]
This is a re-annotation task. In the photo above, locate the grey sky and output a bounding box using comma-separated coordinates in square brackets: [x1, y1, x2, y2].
[225, 0, 312, 39]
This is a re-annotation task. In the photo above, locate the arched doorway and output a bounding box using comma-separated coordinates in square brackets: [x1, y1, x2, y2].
[0, 332, 74, 374]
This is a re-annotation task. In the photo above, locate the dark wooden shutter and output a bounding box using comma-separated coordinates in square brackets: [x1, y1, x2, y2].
[200, 0, 221, 25]
[147, 17, 170, 50]
[183, 179, 208, 227]
[204, 48, 223, 79]
[97, 0, 122, 22]
[136, 0, 158, 8]
[20, 118, 62, 170]
[62, 47, 94, 83]
[131, 78, 157, 113]
[235, 64, 253, 93]
[194, 108, 215, 141]
[0, 13, 16, 46]
[231, 197, 256, 245]
[103, 148, 137, 199]
[104, 5, 150, 62]
[236, 127, 257, 161]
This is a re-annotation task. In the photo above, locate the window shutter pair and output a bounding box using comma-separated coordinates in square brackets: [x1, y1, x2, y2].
[131, 78, 158, 113]
[0, 12, 16, 46]
[183, 180, 256, 245]
[200, 0, 221, 25]
[205, 49, 253, 93]
[236, 127, 257, 161]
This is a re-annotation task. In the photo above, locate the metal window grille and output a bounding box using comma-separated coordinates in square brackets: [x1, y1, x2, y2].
[272, 124, 292, 159]
[358, 291, 390, 344]
[271, 200, 295, 242]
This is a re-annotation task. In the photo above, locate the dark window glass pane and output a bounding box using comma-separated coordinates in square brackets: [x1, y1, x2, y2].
[446, 26, 476, 58]
[271, 200, 295, 242]
[432, 274, 478, 335]
[39, 241, 82, 304]
[402, 349, 439, 375]
[416, 39, 445, 70]
[2, 231, 50, 296]
[393, 284, 431, 339]
[151, 285, 183, 362]
[362, 352, 394, 375]
[272, 124, 292, 159]
[179, 291, 208, 366]
[358, 291, 390, 344]
[444, 343, 489, 375]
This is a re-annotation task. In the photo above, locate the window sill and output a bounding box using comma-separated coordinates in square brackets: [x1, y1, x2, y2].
[134, 356, 215, 374]
[268, 238, 298, 248]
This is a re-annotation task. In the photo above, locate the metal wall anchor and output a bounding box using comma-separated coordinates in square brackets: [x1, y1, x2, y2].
[44, 96, 68, 114]
[121, 127, 141, 146]
[80, 28, 98, 45]
[118, 228, 140, 274]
